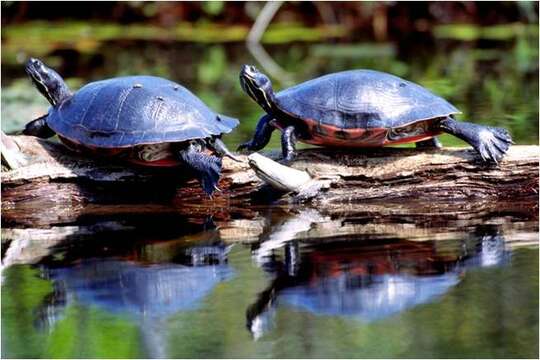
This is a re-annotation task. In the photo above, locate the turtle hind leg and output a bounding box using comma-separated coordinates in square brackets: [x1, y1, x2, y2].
[177, 141, 223, 196]
[416, 137, 442, 149]
[23, 115, 55, 138]
[437, 117, 513, 164]
[237, 114, 275, 152]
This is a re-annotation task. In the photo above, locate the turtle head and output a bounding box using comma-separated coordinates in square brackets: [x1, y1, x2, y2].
[240, 65, 275, 112]
[25, 58, 71, 106]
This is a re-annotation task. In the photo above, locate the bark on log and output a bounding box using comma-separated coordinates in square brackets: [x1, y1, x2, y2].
[1, 135, 538, 227]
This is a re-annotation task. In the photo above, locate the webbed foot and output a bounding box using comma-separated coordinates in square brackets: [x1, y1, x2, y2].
[198, 155, 223, 195]
[438, 118, 513, 164]
[473, 127, 513, 164]
[237, 140, 258, 153]
[178, 143, 223, 196]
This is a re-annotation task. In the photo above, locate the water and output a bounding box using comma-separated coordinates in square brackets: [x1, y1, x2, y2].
[2, 206, 538, 358]
[2, 23, 539, 358]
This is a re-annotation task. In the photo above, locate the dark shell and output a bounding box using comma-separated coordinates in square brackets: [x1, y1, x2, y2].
[47, 76, 239, 148]
[275, 70, 460, 129]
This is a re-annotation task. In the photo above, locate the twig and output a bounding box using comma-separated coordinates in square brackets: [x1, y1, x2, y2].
[246, 1, 293, 84]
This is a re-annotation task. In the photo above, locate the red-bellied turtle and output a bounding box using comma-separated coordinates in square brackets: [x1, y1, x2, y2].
[23, 58, 240, 195]
[238, 65, 513, 163]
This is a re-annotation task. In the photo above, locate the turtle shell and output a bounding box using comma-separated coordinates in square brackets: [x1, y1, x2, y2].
[46, 76, 239, 148]
[274, 70, 460, 147]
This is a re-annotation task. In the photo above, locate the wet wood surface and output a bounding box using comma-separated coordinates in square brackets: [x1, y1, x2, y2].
[1, 135, 538, 228]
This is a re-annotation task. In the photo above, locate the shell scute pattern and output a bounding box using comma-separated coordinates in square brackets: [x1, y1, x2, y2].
[275, 70, 460, 129]
[47, 76, 238, 148]
[276, 76, 335, 111]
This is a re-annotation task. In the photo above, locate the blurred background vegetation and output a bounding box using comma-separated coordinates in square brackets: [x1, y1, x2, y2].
[1, 1, 538, 146]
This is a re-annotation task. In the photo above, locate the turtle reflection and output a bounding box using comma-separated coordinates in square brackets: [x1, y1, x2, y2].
[35, 244, 233, 328]
[247, 221, 509, 339]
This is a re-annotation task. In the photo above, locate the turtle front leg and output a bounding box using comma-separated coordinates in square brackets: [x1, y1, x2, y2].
[281, 125, 297, 162]
[23, 115, 56, 138]
[237, 114, 276, 152]
[437, 117, 513, 164]
[207, 137, 241, 162]
[177, 141, 223, 196]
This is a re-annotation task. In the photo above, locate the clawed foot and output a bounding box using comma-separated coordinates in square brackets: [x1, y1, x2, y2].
[473, 127, 513, 164]
[439, 118, 513, 165]
[178, 144, 223, 196]
[237, 141, 255, 153]
[199, 155, 223, 196]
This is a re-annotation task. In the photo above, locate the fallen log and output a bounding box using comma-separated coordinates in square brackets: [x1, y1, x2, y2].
[1, 134, 538, 227]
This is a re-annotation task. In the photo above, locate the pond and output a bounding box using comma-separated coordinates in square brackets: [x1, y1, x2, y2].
[1, 205, 538, 358]
[1, 23, 539, 358]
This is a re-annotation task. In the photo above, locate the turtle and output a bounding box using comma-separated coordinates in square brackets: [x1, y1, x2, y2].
[23, 58, 240, 195]
[238, 65, 513, 163]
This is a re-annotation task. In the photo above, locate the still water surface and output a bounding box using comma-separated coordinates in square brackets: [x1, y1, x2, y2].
[1, 28, 539, 358]
[2, 206, 538, 358]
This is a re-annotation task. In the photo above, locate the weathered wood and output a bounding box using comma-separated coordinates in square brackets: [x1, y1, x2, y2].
[1, 135, 538, 227]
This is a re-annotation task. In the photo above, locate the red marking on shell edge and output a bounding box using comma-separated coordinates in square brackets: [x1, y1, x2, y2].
[288, 118, 442, 147]
[59, 136, 181, 167]
[127, 158, 181, 167]
[303, 119, 389, 147]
